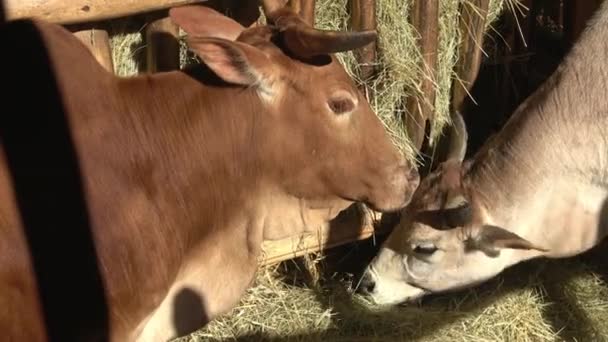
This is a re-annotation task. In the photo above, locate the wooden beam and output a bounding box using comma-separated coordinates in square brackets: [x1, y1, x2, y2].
[73, 29, 114, 73]
[146, 17, 180, 73]
[287, 0, 315, 26]
[5, 0, 205, 25]
[450, 0, 490, 113]
[404, 0, 439, 151]
[350, 0, 377, 83]
[300, 0, 316, 26]
[260, 207, 387, 266]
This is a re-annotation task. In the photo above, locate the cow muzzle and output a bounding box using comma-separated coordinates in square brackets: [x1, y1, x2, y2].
[357, 265, 427, 306]
[367, 164, 420, 213]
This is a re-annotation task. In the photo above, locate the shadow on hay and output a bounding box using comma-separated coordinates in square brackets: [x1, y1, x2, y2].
[537, 197, 608, 340]
[205, 259, 537, 341]
[220, 247, 608, 341]
[536, 260, 603, 341]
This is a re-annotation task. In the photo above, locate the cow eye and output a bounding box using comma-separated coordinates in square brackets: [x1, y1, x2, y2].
[327, 94, 355, 115]
[412, 243, 438, 255]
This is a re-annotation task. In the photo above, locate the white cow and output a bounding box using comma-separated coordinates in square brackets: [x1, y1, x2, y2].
[360, 0, 608, 305]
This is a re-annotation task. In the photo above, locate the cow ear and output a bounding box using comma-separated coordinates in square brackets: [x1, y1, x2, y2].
[169, 5, 244, 41]
[186, 37, 276, 90]
[468, 225, 548, 257]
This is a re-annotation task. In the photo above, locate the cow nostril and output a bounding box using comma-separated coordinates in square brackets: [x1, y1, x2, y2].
[364, 279, 375, 293]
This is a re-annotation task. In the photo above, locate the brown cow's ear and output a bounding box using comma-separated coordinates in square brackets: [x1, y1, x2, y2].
[186, 37, 275, 88]
[169, 5, 244, 41]
[468, 225, 548, 257]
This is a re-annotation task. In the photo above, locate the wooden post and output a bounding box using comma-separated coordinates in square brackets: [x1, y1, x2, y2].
[5, 0, 205, 25]
[287, 0, 315, 25]
[450, 0, 490, 113]
[404, 0, 439, 151]
[73, 29, 114, 73]
[299, 0, 316, 26]
[146, 17, 180, 73]
[350, 0, 377, 83]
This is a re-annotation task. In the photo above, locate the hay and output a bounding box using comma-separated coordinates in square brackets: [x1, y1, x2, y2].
[179, 252, 608, 341]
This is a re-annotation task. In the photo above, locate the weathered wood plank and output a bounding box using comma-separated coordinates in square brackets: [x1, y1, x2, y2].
[146, 17, 180, 73]
[404, 0, 439, 151]
[73, 29, 114, 73]
[286, 0, 316, 25]
[299, 0, 316, 26]
[450, 0, 490, 113]
[5, 0, 205, 25]
[260, 207, 386, 266]
[350, 0, 377, 83]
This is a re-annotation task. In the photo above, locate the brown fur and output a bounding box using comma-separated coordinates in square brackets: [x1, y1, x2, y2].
[0, 5, 419, 341]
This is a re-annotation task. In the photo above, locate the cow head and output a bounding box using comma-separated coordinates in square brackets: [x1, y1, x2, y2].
[169, 2, 419, 234]
[358, 111, 546, 305]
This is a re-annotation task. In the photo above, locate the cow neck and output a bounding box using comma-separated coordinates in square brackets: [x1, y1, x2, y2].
[116, 70, 271, 255]
[465, 27, 608, 260]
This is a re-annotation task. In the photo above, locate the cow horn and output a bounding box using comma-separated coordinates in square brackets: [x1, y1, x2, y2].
[260, 2, 376, 58]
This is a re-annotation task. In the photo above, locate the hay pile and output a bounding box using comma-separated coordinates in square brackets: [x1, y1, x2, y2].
[102, 1, 608, 341]
[182, 246, 608, 341]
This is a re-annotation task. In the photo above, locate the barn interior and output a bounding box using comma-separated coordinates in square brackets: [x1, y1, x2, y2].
[4, 0, 608, 340]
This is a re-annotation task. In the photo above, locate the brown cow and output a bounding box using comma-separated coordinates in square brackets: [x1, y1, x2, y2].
[359, 0, 608, 306]
[0, 3, 420, 341]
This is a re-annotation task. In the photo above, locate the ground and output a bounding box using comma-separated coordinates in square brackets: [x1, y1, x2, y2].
[184, 237, 608, 341]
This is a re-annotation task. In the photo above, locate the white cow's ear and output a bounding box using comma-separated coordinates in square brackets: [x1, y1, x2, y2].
[467, 225, 548, 257]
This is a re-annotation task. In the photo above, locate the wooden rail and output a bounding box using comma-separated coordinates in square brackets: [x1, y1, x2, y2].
[5, 0, 205, 25]
[404, 0, 439, 152]
[260, 206, 387, 266]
